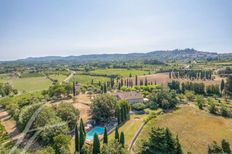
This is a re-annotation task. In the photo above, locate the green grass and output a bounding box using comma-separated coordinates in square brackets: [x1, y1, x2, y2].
[20, 72, 45, 78]
[0, 74, 10, 83]
[71, 74, 110, 85]
[108, 114, 146, 147]
[90, 68, 149, 77]
[0, 123, 9, 144]
[8, 77, 52, 92]
[49, 74, 67, 82]
[134, 105, 232, 154]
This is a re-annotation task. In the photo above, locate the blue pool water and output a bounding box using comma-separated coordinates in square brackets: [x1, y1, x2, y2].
[86, 126, 105, 141]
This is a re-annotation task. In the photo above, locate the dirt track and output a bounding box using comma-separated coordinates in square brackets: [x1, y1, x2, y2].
[0, 106, 21, 141]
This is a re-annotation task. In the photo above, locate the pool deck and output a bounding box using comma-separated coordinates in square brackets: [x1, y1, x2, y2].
[85, 125, 117, 144]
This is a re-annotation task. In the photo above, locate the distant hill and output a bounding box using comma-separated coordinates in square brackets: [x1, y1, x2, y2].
[2, 48, 232, 64]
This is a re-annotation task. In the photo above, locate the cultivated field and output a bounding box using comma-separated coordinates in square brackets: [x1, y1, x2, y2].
[134, 104, 232, 154]
[48, 74, 68, 82]
[8, 77, 52, 92]
[71, 74, 110, 85]
[90, 68, 149, 77]
[129, 72, 224, 86]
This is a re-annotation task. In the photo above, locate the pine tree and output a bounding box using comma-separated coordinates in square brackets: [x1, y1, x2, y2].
[103, 127, 108, 144]
[222, 139, 231, 154]
[115, 127, 119, 141]
[92, 133, 100, 154]
[75, 124, 79, 152]
[119, 132, 125, 148]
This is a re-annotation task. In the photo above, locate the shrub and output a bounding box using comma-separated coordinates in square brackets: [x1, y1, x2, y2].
[132, 103, 146, 111]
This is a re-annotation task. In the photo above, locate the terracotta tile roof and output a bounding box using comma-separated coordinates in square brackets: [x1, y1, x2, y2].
[114, 91, 143, 100]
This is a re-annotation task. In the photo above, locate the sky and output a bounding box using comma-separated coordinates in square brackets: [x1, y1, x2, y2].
[0, 0, 232, 60]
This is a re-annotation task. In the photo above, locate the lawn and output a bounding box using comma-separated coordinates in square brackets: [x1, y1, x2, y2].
[134, 105, 232, 154]
[71, 74, 110, 85]
[8, 77, 52, 92]
[108, 114, 146, 148]
[90, 68, 149, 77]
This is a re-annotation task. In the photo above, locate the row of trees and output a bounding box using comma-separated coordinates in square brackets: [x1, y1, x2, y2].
[98, 76, 156, 94]
[93, 127, 125, 154]
[168, 80, 222, 96]
[169, 70, 213, 80]
[116, 100, 130, 125]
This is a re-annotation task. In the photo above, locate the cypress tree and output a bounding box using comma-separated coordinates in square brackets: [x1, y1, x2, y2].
[103, 83, 107, 93]
[221, 79, 225, 93]
[73, 82, 76, 96]
[116, 105, 121, 124]
[80, 118, 86, 135]
[121, 79, 123, 87]
[165, 128, 175, 152]
[92, 133, 100, 154]
[103, 127, 108, 144]
[118, 82, 121, 90]
[75, 124, 79, 152]
[119, 132, 125, 148]
[123, 106, 127, 121]
[135, 75, 138, 86]
[221, 139, 231, 154]
[121, 108, 124, 122]
[145, 77, 148, 86]
[115, 127, 119, 141]
[117, 111, 121, 124]
[176, 135, 183, 154]
[225, 75, 232, 96]
[79, 120, 86, 150]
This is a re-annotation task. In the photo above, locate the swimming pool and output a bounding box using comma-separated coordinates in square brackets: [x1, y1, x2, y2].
[86, 126, 104, 141]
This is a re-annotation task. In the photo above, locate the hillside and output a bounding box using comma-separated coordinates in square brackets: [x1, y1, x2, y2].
[2, 48, 231, 64]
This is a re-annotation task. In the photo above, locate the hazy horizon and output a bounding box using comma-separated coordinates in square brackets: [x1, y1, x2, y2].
[1, 0, 232, 60]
